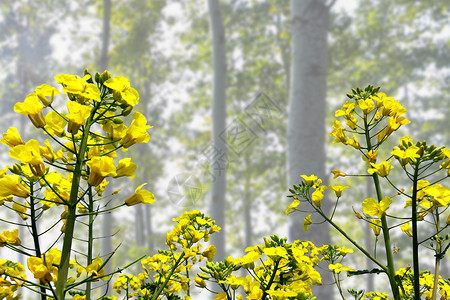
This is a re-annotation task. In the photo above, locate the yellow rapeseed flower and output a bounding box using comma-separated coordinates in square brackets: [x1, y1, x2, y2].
[303, 214, 312, 231]
[400, 222, 413, 237]
[0, 229, 21, 246]
[368, 161, 394, 177]
[124, 183, 155, 206]
[113, 158, 137, 179]
[44, 111, 67, 137]
[104, 76, 139, 107]
[34, 84, 60, 107]
[120, 112, 152, 149]
[330, 120, 348, 145]
[27, 256, 52, 284]
[14, 93, 46, 128]
[328, 184, 350, 198]
[86, 156, 117, 187]
[66, 101, 92, 134]
[9, 139, 46, 177]
[0, 127, 25, 148]
[300, 174, 318, 186]
[362, 196, 392, 219]
[369, 220, 382, 236]
[0, 175, 30, 198]
[331, 169, 347, 178]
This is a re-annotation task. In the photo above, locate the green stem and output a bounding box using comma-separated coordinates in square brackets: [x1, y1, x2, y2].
[333, 271, 346, 300]
[54, 123, 92, 300]
[261, 259, 280, 299]
[29, 182, 41, 257]
[85, 186, 94, 300]
[363, 117, 400, 300]
[411, 161, 420, 300]
[29, 182, 48, 300]
[150, 253, 185, 300]
[317, 208, 386, 272]
[431, 211, 441, 300]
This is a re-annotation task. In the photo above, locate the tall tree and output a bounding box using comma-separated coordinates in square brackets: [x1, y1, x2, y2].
[287, 0, 333, 298]
[207, 0, 227, 261]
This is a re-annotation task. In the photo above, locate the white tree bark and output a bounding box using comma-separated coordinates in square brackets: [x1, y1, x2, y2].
[207, 0, 227, 261]
[288, 0, 332, 298]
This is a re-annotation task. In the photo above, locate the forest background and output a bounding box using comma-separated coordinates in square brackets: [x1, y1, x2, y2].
[0, 0, 449, 299]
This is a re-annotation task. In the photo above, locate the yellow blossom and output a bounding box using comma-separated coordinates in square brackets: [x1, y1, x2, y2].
[362, 196, 392, 218]
[104, 76, 139, 107]
[113, 158, 136, 178]
[300, 174, 318, 186]
[124, 183, 155, 206]
[331, 169, 346, 178]
[303, 214, 312, 231]
[391, 145, 421, 166]
[330, 120, 348, 145]
[194, 277, 207, 288]
[400, 222, 412, 237]
[358, 98, 375, 115]
[362, 150, 378, 166]
[9, 139, 46, 177]
[369, 220, 382, 236]
[34, 84, 60, 107]
[120, 112, 152, 149]
[44, 111, 67, 137]
[312, 185, 327, 207]
[66, 101, 92, 134]
[202, 245, 216, 261]
[368, 161, 393, 177]
[377, 116, 410, 143]
[263, 246, 289, 259]
[214, 291, 228, 300]
[0, 229, 21, 246]
[423, 184, 450, 207]
[329, 263, 355, 274]
[86, 256, 106, 280]
[27, 257, 52, 284]
[0, 127, 25, 148]
[86, 156, 117, 186]
[285, 199, 300, 215]
[328, 184, 350, 198]
[346, 134, 361, 149]
[0, 175, 30, 198]
[14, 93, 46, 128]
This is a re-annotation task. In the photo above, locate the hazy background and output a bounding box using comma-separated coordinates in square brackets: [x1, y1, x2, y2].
[0, 0, 449, 299]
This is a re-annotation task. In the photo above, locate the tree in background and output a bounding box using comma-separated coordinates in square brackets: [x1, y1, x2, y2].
[287, 0, 334, 298]
[207, 0, 227, 262]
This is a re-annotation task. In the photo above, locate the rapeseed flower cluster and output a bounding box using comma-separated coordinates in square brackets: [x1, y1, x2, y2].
[0, 70, 154, 299]
[287, 86, 450, 300]
[0, 259, 26, 299]
[113, 210, 220, 299]
[197, 235, 322, 299]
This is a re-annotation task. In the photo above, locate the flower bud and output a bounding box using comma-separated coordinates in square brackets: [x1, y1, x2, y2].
[122, 105, 133, 116]
[100, 70, 111, 83]
[352, 206, 363, 219]
[84, 69, 94, 83]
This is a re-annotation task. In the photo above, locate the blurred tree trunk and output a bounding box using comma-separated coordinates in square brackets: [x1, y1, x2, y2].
[287, 0, 332, 299]
[207, 0, 227, 262]
[99, 0, 111, 72]
[99, 0, 112, 296]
